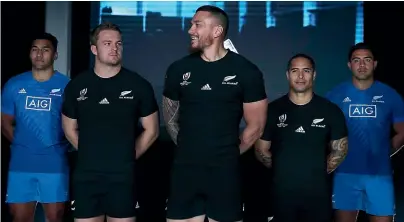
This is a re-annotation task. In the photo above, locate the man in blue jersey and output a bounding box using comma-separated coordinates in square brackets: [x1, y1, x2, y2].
[326, 42, 404, 222]
[1, 33, 70, 222]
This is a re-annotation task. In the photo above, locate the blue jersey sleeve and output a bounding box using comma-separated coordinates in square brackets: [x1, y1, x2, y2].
[390, 90, 404, 124]
[1, 79, 16, 116]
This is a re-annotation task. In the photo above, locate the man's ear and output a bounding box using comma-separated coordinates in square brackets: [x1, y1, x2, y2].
[90, 45, 97, 56]
[213, 25, 224, 38]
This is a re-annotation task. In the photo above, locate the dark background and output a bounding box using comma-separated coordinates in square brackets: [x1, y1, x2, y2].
[90, 1, 362, 126]
[2, 2, 404, 222]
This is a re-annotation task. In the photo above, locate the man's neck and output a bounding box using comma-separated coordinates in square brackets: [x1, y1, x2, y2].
[32, 68, 54, 82]
[94, 61, 121, 78]
[352, 77, 374, 90]
[201, 42, 228, 62]
[288, 90, 314, 105]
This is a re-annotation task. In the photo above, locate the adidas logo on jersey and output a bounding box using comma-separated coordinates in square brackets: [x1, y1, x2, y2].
[18, 88, 26, 94]
[295, 126, 305, 133]
[342, 97, 351, 102]
[201, 84, 212, 90]
[99, 98, 109, 104]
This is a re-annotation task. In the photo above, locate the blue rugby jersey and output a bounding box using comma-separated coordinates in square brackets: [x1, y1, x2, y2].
[326, 81, 404, 175]
[1, 71, 70, 173]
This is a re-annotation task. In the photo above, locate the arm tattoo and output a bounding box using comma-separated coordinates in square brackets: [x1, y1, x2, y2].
[327, 137, 348, 173]
[255, 147, 272, 168]
[162, 96, 180, 145]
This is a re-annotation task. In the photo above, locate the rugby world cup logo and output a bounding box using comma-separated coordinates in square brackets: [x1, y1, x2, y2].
[183, 72, 190, 81]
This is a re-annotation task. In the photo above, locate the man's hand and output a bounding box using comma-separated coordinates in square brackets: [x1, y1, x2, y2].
[327, 137, 348, 173]
[135, 111, 159, 159]
[162, 96, 180, 145]
[1, 113, 15, 142]
[254, 139, 272, 168]
[240, 99, 268, 154]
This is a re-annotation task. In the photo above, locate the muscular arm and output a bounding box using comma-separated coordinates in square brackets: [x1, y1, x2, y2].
[162, 96, 180, 145]
[1, 113, 14, 142]
[62, 114, 79, 149]
[240, 99, 268, 154]
[327, 136, 348, 173]
[136, 111, 159, 159]
[391, 122, 404, 157]
[254, 139, 272, 168]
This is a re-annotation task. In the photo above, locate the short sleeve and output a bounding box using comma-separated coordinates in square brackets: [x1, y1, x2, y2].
[139, 81, 158, 117]
[261, 104, 276, 141]
[328, 104, 348, 141]
[241, 64, 267, 103]
[390, 90, 404, 124]
[163, 64, 180, 101]
[1, 79, 16, 116]
[62, 82, 78, 119]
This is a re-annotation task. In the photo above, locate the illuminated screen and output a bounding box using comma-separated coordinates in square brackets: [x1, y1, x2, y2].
[90, 1, 364, 125]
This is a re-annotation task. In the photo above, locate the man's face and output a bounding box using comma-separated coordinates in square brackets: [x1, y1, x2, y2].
[348, 49, 377, 81]
[188, 11, 221, 51]
[30, 39, 56, 70]
[286, 57, 316, 93]
[91, 30, 122, 66]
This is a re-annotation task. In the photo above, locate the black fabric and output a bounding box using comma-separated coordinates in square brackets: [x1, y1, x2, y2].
[262, 94, 347, 186]
[62, 68, 158, 174]
[73, 172, 136, 218]
[163, 51, 267, 166]
[261, 94, 346, 221]
[272, 191, 332, 222]
[166, 164, 243, 221]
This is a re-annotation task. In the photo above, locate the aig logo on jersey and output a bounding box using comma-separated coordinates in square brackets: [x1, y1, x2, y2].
[25, 96, 51, 111]
[349, 104, 377, 118]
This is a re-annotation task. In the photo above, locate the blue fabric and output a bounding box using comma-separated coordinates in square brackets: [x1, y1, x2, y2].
[326, 81, 404, 175]
[332, 173, 394, 216]
[1, 71, 71, 173]
[6, 172, 69, 203]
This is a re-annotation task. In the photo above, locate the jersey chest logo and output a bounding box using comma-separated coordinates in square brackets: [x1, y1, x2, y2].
[342, 95, 384, 118]
[25, 96, 51, 111]
[180, 72, 191, 86]
[349, 104, 377, 118]
[222, 75, 238, 85]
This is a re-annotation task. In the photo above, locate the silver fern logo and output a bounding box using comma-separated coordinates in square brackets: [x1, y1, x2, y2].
[222, 75, 238, 85]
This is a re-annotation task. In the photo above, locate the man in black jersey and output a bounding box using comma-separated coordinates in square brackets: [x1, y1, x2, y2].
[61, 22, 159, 222]
[254, 54, 349, 222]
[162, 5, 268, 222]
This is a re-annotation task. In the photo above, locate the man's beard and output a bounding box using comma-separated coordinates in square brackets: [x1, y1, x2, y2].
[99, 57, 121, 66]
[188, 37, 213, 54]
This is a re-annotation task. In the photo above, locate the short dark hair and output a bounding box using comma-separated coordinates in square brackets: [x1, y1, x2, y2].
[287, 53, 316, 71]
[90, 22, 122, 45]
[196, 5, 229, 37]
[348, 42, 376, 61]
[32, 33, 58, 51]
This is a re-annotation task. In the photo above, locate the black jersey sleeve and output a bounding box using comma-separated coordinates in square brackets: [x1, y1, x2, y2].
[163, 63, 180, 101]
[240, 62, 267, 103]
[62, 81, 78, 119]
[328, 103, 348, 140]
[139, 80, 159, 117]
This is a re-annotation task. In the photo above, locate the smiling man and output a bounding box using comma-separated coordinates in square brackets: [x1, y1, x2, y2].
[255, 53, 348, 222]
[326, 42, 404, 222]
[162, 5, 268, 222]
